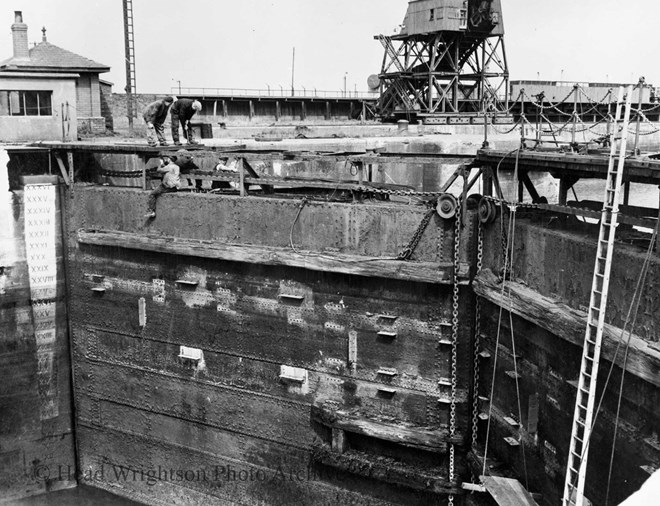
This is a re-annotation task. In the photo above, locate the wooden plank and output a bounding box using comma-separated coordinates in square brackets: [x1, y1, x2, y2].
[473, 269, 660, 387]
[77, 229, 457, 284]
[311, 404, 462, 452]
[482, 476, 539, 506]
[53, 153, 70, 186]
[242, 158, 273, 193]
[477, 149, 660, 185]
[313, 442, 459, 494]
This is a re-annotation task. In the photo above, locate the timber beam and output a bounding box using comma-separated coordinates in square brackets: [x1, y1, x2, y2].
[311, 404, 464, 452]
[77, 229, 471, 284]
[312, 442, 461, 495]
[473, 269, 660, 387]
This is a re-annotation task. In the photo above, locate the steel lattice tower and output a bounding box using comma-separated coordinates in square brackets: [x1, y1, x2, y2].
[122, 0, 137, 133]
[375, 0, 509, 123]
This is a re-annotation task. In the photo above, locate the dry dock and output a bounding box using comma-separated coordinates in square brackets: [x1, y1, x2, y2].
[0, 136, 659, 506]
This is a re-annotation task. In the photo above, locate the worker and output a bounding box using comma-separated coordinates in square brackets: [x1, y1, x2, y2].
[170, 98, 202, 146]
[143, 96, 174, 147]
[144, 150, 194, 218]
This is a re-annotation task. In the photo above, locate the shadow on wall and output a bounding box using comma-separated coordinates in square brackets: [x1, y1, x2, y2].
[0, 150, 18, 266]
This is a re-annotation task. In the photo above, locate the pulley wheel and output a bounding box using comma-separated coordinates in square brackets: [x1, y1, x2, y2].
[478, 197, 497, 224]
[437, 194, 459, 219]
[466, 193, 483, 211]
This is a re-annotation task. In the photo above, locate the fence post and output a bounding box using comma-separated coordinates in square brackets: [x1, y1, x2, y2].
[571, 84, 578, 149]
[633, 76, 646, 155]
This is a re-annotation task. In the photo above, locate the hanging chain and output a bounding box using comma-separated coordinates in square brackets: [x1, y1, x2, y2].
[397, 205, 437, 260]
[448, 200, 462, 506]
[471, 220, 484, 454]
[499, 203, 509, 280]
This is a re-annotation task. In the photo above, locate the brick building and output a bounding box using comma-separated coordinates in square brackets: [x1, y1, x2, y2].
[0, 11, 110, 140]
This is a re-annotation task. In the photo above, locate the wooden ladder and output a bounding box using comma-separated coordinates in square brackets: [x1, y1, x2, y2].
[561, 85, 634, 506]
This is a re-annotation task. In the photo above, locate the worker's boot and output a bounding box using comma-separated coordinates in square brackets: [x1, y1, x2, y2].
[172, 129, 182, 146]
[186, 128, 199, 145]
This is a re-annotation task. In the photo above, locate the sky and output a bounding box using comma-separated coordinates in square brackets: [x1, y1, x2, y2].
[5, 0, 660, 94]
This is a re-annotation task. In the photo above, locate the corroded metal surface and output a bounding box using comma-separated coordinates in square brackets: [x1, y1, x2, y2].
[65, 185, 478, 504]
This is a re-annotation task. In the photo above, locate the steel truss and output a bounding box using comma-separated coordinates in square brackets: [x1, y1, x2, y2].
[376, 32, 509, 121]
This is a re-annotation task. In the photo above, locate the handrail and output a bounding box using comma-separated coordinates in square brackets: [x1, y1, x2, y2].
[170, 86, 380, 100]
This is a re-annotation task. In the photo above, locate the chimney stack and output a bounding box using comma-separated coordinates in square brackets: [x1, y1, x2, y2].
[11, 11, 29, 59]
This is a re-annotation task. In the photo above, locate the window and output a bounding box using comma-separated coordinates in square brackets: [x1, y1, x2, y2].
[429, 8, 434, 21]
[459, 8, 468, 29]
[0, 91, 53, 116]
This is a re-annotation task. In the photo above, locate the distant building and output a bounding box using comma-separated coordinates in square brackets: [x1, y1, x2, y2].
[0, 11, 110, 141]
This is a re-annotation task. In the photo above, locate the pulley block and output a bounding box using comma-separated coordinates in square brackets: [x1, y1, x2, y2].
[437, 194, 459, 219]
[478, 197, 498, 224]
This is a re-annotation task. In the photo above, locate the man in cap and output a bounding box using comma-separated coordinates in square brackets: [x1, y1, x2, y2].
[144, 149, 195, 218]
[143, 96, 174, 147]
[170, 98, 202, 146]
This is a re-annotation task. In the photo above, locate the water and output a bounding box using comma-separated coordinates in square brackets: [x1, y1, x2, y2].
[8, 485, 143, 506]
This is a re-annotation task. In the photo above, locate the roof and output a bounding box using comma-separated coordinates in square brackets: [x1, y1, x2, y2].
[0, 41, 109, 73]
[0, 71, 79, 79]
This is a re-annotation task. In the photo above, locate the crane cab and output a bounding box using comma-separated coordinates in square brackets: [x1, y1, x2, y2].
[399, 0, 504, 37]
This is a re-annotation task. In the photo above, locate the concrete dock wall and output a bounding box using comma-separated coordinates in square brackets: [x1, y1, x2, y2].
[0, 177, 76, 503]
[475, 217, 660, 505]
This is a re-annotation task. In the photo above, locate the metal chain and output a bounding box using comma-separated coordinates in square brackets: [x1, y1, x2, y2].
[481, 194, 642, 221]
[102, 169, 142, 178]
[489, 118, 523, 135]
[448, 200, 462, 506]
[633, 102, 660, 114]
[397, 206, 437, 260]
[96, 169, 457, 200]
[637, 112, 660, 136]
[357, 185, 446, 198]
[499, 203, 509, 279]
[471, 221, 484, 452]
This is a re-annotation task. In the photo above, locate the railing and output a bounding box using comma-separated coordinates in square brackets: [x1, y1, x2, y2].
[170, 86, 379, 100]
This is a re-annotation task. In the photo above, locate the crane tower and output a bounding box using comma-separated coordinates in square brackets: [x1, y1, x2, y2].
[375, 0, 509, 123]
